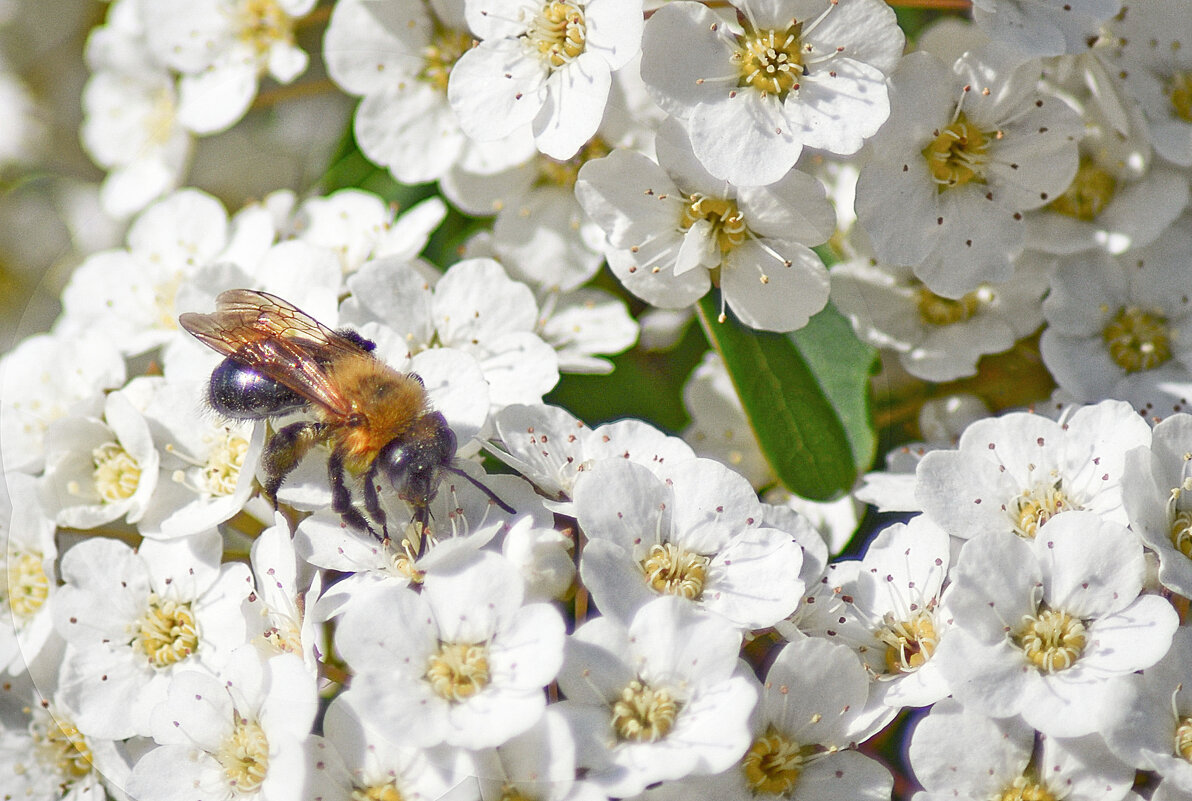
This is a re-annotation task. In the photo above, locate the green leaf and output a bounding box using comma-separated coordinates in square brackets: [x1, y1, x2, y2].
[696, 293, 873, 500]
[789, 302, 878, 473]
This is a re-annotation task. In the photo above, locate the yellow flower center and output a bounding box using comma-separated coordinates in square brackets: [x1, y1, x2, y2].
[92, 441, 141, 503]
[498, 785, 536, 801]
[538, 136, 612, 188]
[1103, 306, 1172, 372]
[528, 2, 587, 69]
[1008, 480, 1072, 539]
[741, 731, 806, 795]
[32, 713, 94, 781]
[419, 28, 473, 92]
[202, 430, 249, 497]
[735, 22, 804, 100]
[1048, 159, 1117, 220]
[352, 783, 405, 801]
[640, 542, 711, 600]
[217, 718, 270, 793]
[1175, 716, 1192, 761]
[923, 112, 990, 189]
[135, 593, 200, 667]
[235, 0, 294, 60]
[995, 776, 1058, 801]
[916, 287, 982, 326]
[425, 642, 491, 702]
[1169, 72, 1192, 123]
[611, 679, 679, 742]
[1172, 510, 1192, 558]
[1013, 607, 1086, 672]
[5, 550, 49, 621]
[877, 610, 939, 674]
[680, 193, 749, 257]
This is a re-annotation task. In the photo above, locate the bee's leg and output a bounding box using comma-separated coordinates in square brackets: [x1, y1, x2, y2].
[327, 448, 378, 539]
[262, 421, 324, 506]
[361, 461, 389, 542]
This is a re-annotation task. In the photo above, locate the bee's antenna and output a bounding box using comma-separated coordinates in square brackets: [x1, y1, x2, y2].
[445, 466, 517, 516]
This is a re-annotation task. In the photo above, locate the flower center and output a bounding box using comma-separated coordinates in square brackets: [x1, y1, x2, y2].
[235, 0, 294, 60]
[202, 430, 249, 496]
[1013, 607, 1086, 672]
[1048, 159, 1117, 221]
[419, 28, 473, 92]
[538, 136, 612, 188]
[425, 642, 491, 702]
[527, 2, 587, 69]
[681, 193, 749, 256]
[498, 785, 535, 801]
[1175, 716, 1192, 761]
[1008, 480, 1072, 539]
[353, 785, 405, 801]
[877, 610, 939, 674]
[916, 287, 982, 326]
[735, 22, 804, 100]
[741, 730, 805, 795]
[31, 712, 93, 781]
[1102, 306, 1172, 372]
[1172, 510, 1192, 558]
[92, 441, 141, 503]
[5, 550, 49, 621]
[217, 718, 270, 793]
[640, 542, 711, 600]
[995, 776, 1058, 801]
[1169, 72, 1192, 122]
[611, 679, 679, 742]
[922, 112, 990, 189]
[134, 593, 200, 668]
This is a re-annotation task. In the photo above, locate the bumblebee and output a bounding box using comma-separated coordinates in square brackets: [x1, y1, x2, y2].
[179, 289, 512, 545]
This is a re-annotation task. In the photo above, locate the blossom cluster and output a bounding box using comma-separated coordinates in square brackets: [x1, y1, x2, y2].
[0, 0, 1191, 801]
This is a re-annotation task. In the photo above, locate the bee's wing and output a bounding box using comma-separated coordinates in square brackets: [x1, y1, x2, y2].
[179, 289, 364, 418]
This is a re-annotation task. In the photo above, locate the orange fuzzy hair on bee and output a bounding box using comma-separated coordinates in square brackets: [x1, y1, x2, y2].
[321, 355, 430, 473]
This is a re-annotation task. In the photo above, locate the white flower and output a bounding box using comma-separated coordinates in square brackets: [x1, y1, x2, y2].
[51, 531, 254, 739]
[0, 332, 126, 474]
[1040, 228, 1192, 411]
[536, 287, 639, 374]
[791, 515, 953, 710]
[576, 119, 836, 331]
[1122, 413, 1192, 596]
[555, 595, 757, 797]
[249, 515, 321, 671]
[909, 697, 1135, 801]
[339, 256, 559, 409]
[447, 0, 643, 159]
[488, 402, 695, 513]
[1110, 8, 1192, 166]
[855, 49, 1082, 298]
[641, 637, 893, 801]
[82, 0, 191, 219]
[971, 0, 1121, 58]
[335, 551, 566, 749]
[474, 707, 602, 801]
[39, 388, 160, 529]
[574, 457, 804, 631]
[830, 248, 1049, 382]
[290, 189, 448, 276]
[1102, 626, 1192, 792]
[640, 0, 903, 185]
[139, 0, 315, 134]
[913, 399, 1152, 541]
[501, 515, 577, 602]
[324, 0, 535, 184]
[127, 647, 317, 801]
[308, 696, 476, 801]
[0, 473, 59, 675]
[932, 511, 1178, 738]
